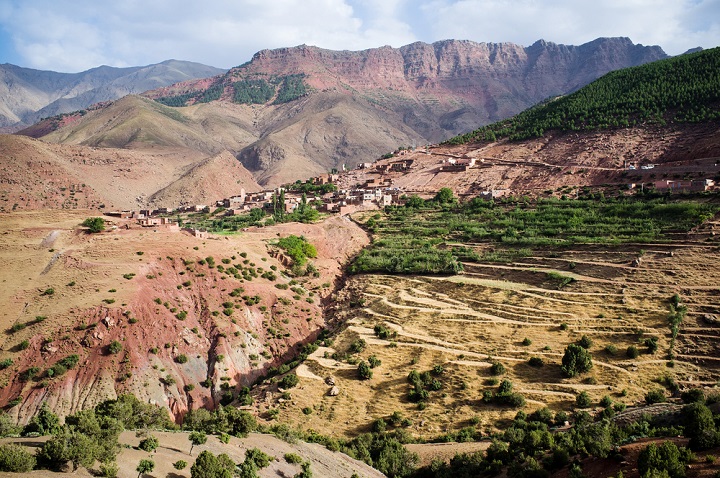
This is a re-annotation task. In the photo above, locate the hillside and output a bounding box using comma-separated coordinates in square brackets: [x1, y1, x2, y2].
[449, 46, 720, 144]
[0, 133, 259, 211]
[0, 60, 225, 131]
[0, 210, 369, 423]
[26, 38, 667, 187]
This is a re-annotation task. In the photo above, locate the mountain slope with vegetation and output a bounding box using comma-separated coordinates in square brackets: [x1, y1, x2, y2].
[448, 47, 720, 144]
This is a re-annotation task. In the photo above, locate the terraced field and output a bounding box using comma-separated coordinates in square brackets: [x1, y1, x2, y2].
[253, 203, 720, 442]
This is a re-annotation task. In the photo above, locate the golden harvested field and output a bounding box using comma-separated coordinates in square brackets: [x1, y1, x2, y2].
[255, 232, 720, 441]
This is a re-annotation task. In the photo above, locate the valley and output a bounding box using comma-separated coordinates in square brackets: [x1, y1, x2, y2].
[0, 41, 719, 478]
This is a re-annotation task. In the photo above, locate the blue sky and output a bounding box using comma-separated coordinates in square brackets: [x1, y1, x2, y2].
[0, 0, 718, 72]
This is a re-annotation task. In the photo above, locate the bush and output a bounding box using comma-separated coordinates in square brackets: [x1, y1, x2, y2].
[175, 354, 188, 364]
[576, 391, 592, 408]
[0, 443, 36, 472]
[646, 389, 667, 404]
[578, 335, 593, 349]
[358, 361, 373, 380]
[627, 345, 640, 358]
[681, 388, 705, 404]
[528, 357, 544, 367]
[645, 337, 659, 353]
[81, 217, 105, 233]
[279, 374, 299, 389]
[108, 341, 122, 354]
[285, 453, 303, 464]
[561, 344, 593, 377]
[173, 460, 187, 470]
[638, 441, 693, 478]
[138, 435, 159, 452]
[490, 362, 506, 376]
[684, 402, 720, 450]
[349, 339, 367, 354]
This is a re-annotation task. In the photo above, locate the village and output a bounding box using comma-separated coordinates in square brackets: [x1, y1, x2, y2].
[103, 145, 718, 235]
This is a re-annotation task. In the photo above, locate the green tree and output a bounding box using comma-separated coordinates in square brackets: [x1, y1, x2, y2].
[82, 217, 105, 233]
[108, 340, 122, 354]
[24, 401, 61, 435]
[191, 450, 236, 478]
[578, 335, 593, 349]
[434, 187, 456, 205]
[136, 458, 155, 478]
[189, 431, 207, 455]
[638, 441, 692, 478]
[138, 435, 159, 452]
[576, 391, 592, 408]
[0, 443, 36, 472]
[561, 344, 593, 377]
[279, 374, 299, 389]
[358, 361, 373, 380]
[683, 402, 719, 450]
[294, 461, 313, 478]
[37, 427, 99, 471]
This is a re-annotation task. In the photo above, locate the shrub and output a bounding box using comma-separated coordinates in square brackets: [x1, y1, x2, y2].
[175, 354, 188, 364]
[578, 335, 593, 349]
[627, 345, 640, 358]
[279, 374, 299, 389]
[645, 337, 659, 354]
[561, 344, 593, 377]
[638, 441, 692, 478]
[81, 217, 105, 233]
[349, 338, 367, 354]
[358, 361, 373, 380]
[0, 443, 36, 472]
[136, 458, 154, 477]
[681, 388, 705, 404]
[684, 402, 719, 449]
[528, 357, 544, 367]
[645, 389, 667, 404]
[490, 361, 506, 376]
[521, 337, 532, 346]
[285, 453, 303, 464]
[173, 460, 187, 470]
[368, 355, 382, 368]
[108, 341, 122, 354]
[576, 391, 591, 408]
[138, 435, 159, 452]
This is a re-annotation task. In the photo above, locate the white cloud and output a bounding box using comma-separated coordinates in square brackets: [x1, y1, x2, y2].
[0, 0, 717, 71]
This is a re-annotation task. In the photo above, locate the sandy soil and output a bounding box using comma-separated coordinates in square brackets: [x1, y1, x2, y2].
[0, 430, 384, 478]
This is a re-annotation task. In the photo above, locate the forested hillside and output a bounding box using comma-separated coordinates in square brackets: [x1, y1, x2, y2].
[448, 47, 720, 144]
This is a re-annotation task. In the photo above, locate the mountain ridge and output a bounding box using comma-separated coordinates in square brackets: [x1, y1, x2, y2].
[0, 60, 226, 130]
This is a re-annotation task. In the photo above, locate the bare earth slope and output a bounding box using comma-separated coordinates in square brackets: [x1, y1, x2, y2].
[336, 122, 720, 197]
[0, 132, 260, 211]
[0, 430, 384, 478]
[0, 211, 369, 424]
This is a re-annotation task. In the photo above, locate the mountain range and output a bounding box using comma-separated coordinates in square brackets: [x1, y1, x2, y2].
[0, 37, 678, 210]
[11, 37, 668, 190]
[0, 60, 226, 130]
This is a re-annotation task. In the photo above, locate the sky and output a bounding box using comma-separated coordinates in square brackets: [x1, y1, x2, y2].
[0, 0, 718, 72]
